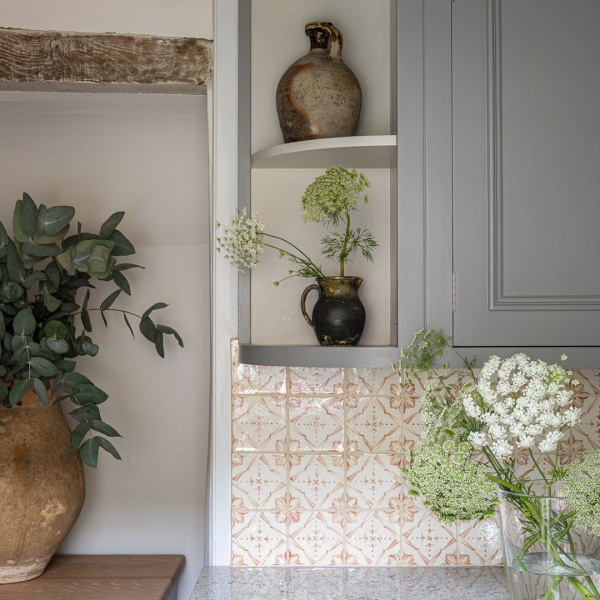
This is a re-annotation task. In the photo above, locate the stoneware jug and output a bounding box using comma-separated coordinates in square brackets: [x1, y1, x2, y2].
[276, 22, 362, 143]
[301, 276, 366, 346]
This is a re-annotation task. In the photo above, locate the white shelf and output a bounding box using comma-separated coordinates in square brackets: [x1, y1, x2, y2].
[251, 135, 397, 169]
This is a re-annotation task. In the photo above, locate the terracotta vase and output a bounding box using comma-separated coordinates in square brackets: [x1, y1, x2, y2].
[0, 388, 85, 583]
[301, 276, 366, 346]
[276, 22, 362, 143]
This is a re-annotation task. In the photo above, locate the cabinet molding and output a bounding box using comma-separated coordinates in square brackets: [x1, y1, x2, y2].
[0, 27, 212, 93]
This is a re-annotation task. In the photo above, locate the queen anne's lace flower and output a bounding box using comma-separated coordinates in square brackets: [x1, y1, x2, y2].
[403, 442, 498, 525]
[462, 354, 580, 457]
[563, 450, 600, 536]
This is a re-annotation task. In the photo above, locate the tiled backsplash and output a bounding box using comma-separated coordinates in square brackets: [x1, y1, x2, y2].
[230, 340, 600, 567]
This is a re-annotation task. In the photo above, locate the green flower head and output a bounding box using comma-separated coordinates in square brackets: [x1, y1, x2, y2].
[562, 450, 600, 536]
[403, 442, 498, 525]
[301, 166, 370, 227]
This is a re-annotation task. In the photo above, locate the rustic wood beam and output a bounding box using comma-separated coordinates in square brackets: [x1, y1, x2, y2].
[0, 27, 212, 93]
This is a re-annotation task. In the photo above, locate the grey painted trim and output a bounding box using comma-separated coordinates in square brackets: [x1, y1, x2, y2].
[424, 0, 454, 340]
[438, 346, 600, 370]
[239, 344, 400, 368]
[238, 0, 252, 344]
[397, 0, 427, 348]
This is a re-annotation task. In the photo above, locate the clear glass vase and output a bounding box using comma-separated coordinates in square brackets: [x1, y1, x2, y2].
[498, 482, 600, 600]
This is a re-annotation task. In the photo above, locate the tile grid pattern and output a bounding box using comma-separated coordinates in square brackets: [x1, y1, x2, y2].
[230, 340, 600, 567]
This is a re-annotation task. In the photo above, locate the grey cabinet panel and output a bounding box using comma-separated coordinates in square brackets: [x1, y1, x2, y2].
[453, 0, 600, 347]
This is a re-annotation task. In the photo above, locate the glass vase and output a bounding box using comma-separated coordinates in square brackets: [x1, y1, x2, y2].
[498, 482, 600, 600]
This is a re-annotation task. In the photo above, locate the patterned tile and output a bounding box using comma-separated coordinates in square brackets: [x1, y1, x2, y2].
[232, 511, 288, 566]
[345, 511, 400, 565]
[289, 367, 344, 394]
[289, 454, 345, 510]
[346, 454, 402, 509]
[458, 517, 502, 566]
[289, 396, 344, 451]
[402, 511, 458, 566]
[288, 511, 344, 565]
[346, 367, 400, 396]
[231, 339, 286, 394]
[232, 454, 286, 509]
[346, 397, 402, 452]
[232, 395, 286, 451]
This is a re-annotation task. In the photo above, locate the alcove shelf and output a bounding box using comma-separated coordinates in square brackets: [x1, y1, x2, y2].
[236, 0, 399, 368]
[251, 135, 397, 169]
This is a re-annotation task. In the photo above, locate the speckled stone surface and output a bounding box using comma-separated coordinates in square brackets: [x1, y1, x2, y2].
[191, 567, 510, 600]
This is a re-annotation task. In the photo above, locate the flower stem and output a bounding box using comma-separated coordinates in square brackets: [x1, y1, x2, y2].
[339, 212, 351, 276]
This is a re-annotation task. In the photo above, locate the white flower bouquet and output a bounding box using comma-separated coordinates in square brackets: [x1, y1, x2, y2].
[400, 330, 600, 600]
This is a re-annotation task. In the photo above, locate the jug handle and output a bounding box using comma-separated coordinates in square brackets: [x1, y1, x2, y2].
[300, 284, 321, 327]
[306, 22, 343, 59]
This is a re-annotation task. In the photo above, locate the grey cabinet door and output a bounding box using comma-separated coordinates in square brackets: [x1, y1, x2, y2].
[453, 0, 600, 347]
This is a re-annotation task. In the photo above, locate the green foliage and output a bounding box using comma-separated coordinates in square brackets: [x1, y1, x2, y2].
[217, 167, 379, 283]
[0, 193, 184, 467]
[301, 167, 378, 277]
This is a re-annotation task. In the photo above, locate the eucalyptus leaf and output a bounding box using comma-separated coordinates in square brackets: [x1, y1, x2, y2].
[43, 293, 61, 313]
[44, 337, 70, 354]
[156, 324, 184, 348]
[61, 371, 93, 388]
[113, 263, 144, 272]
[13, 309, 36, 336]
[78, 437, 100, 467]
[0, 381, 8, 402]
[31, 377, 49, 406]
[29, 357, 58, 377]
[71, 383, 108, 405]
[108, 230, 135, 256]
[69, 404, 101, 423]
[13, 194, 37, 243]
[9, 378, 32, 406]
[36, 204, 75, 236]
[22, 240, 61, 258]
[112, 271, 131, 295]
[142, 302, 168, 319]
[98, 211, 125, 240]
[154, 330, 164, 358]
[97, 437, 122, 461]
[70, 421, 92, 449]
[81, 309, 92, 332]
[100, 289, 121, 311]
[44, 320, 69, 339]
[139, 317, 157, 343]
[90, 420, 121, 438]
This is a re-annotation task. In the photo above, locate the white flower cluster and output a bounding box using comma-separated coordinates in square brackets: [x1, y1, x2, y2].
[216, 208, 265, 272]
[463, 353, 580, 459]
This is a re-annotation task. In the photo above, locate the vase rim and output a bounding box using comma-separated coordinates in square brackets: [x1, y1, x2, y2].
[317, 275, 363, 282]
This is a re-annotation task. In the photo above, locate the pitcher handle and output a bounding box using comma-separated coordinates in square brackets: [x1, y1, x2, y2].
[300, 284, 321, 327]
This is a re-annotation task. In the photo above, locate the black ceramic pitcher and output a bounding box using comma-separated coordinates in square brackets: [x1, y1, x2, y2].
[300, 276, 366, 346]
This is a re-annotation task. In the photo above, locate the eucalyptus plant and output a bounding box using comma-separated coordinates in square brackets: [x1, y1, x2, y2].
[0, 193, 183, 467]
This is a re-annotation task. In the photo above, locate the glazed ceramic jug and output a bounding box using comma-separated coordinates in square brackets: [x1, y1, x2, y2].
[301, 276, 366, 346]
[276, 22, 362, 143]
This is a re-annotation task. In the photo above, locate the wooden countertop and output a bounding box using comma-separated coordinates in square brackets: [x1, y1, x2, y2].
[0, 555, 185, 600]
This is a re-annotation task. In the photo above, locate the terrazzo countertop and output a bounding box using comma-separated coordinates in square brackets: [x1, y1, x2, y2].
[191, 566, 510, 600]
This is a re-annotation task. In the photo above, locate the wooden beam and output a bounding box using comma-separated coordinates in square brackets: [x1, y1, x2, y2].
[0, 27, 212, 91]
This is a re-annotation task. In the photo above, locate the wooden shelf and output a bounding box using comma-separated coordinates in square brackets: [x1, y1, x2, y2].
[0, 554, 185, 600]
[250, 135, 397, 169]
[238, 344, 399, 368]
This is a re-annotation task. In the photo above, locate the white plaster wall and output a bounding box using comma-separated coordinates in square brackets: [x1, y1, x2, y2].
[0, 90, 210, 600]
[1, 0, 213, 38]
